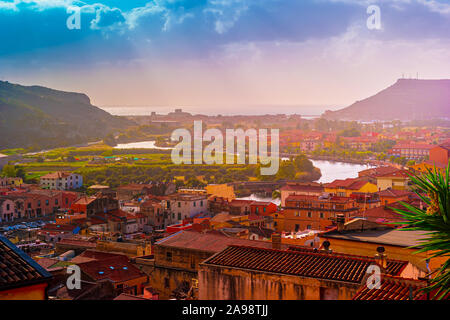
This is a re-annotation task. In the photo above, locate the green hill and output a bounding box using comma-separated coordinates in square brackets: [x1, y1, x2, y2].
[0, 81, 133, 150]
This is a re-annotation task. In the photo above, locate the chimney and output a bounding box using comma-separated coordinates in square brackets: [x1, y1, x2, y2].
[271, 233, 281, 250]
[322, 240, 332, 253]
[375, 246, 387, 270]
[336, 214, 345, 232]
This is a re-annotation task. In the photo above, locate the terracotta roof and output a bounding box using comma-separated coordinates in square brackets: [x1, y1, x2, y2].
[40, 171, 74, 179]
[322, 228, 428, 248]
[78, 255, 146, 283]
[73, 196, 96, 206]
[280, 183, 324, 192]
[325, 178, 369, 190]
[359, 166, 399, 178]
[155, 230, 290, 253]
[202, 245, 408, 283]
[229, 199, 254, 207]
[0, 236, 52, 291]
[353, 275, 427, 300]
[377, 169, 411, 178]
[376, 189, 413, 198]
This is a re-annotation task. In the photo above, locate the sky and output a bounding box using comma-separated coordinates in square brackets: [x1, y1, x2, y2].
[0, 0, 450, 114]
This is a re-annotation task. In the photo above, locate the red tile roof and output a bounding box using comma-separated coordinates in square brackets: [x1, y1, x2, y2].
[359, 166, 399, 178]
[376, 189, 413, 198]
[155, 230, 290, 253]
[78, 255, 146, 283]
[377, 169, 411, 178]
[353, 275, 427, 300]
[202, 245, 408, 283]
[325, 178, 369, 190]
[0, 236, 52, 290]
[280, 183, 324, 192]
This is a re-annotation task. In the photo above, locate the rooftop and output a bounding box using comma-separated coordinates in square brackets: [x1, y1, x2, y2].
[353, 275, 427, 300]
[0, 236, 52, 291]
[155, 230, 289, 253]
[201, 245, 408, 284]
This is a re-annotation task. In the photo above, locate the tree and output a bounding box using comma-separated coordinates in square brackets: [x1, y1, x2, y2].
[1, 165, 16, 177]
[392, 164, 450, 299]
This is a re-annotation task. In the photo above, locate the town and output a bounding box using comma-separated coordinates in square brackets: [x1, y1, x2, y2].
[1, 130, 449, 300]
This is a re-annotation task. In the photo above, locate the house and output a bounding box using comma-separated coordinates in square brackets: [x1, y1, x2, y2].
[0, 177, 23, 187]
[319, 219, 444, 275]
[358, 166, 399, 184]
[77, 254, 149, 296]
[280, 182, 324, 207]
[429, 141, 450, 166]
[376, 169, 411, 191]
[282, 194, 359, 232]
[376, 188, 414, 205]
[166, 193, 208, 224]
[250, 201, 277, 216]
[353, 275, 429, 300]
[409, 160, 447, 175]
[205, 184, 236, 201]
[229, 199, 253, 215]
[144, 230, 291, 299]
[40, 171, 83, 190]
[198, 244, 412, 300]
[71, 193, 119, 216]
[0, 235, 53, 300]
[324, 177, 378, 197]
[116, 184, 154, 201]
[389, 143, 434, 160]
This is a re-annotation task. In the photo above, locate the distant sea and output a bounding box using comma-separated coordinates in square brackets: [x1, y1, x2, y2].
[100, 105, 339, 117]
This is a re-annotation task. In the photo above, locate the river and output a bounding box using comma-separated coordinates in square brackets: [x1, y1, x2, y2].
[238, 160, 374, 203]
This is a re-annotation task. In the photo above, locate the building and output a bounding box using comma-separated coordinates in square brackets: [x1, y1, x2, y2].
[198, 244, 412, 300]
[0, 177, 23, 187]
[376, 189, 414, 206]
[319, 219, 444, 275]
[228, 199, 253, 215]
[0, 235, 52, 300]
[166, 193, 208, 224]
[325, 177, 378, 197]
[282, 194, 359, 231]
[429, 141, 450, 166]
[250, 201, 278, 216]
[71, 193, 119, 216]
[280, 182, 324, 207]
[77, 254, 149, 296]
[40, 172, 83, 190]
[205, 184, 236, 201]
[376, 169, 411, 191]
[144, 230, 291, 299]
[353, 275, 428, 300]
[389, 143, 434, 160]
[358, 166, 400, 184]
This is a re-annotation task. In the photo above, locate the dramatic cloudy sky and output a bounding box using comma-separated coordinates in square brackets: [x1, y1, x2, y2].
[0, 0, 449, 112]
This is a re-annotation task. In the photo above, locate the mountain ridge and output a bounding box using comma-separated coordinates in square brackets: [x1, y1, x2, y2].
[322, 79, 450, 121]
[0, 80, 133, 149]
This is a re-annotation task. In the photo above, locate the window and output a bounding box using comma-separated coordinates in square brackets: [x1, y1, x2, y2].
[307, 225, 312, 229]
[200, 200, 203, 207]
[295, 224, 300, 232]
[6, 204, 10, 211]
[178, 213, 181, 221]
[164, 278, 170, 289]
[320, 212, 324, 219]
[307, 212, 312, 218]
[193, 201, 196, 207]
[55, 199, 58, 205]
[166, 251, 172, 262]
[178, 202, 181, 208]
[46, 200, 49, 206]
